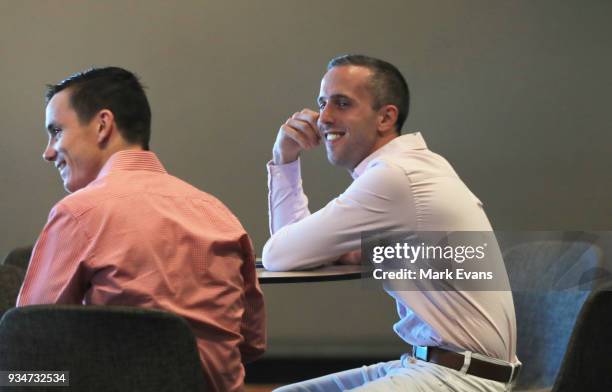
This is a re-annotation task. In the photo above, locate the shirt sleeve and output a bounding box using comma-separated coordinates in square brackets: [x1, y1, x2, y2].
[237, 234, 266, 363]
[262, 160, 414, 271]
[16, 203, 91, 305]
[267, 159, 311, 233]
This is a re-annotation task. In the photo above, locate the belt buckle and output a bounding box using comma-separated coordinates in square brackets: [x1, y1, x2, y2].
[412, 345, 430, 361]
[508, 363, 521, 384]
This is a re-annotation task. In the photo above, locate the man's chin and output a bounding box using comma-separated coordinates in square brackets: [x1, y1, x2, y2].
[326, 152, 352, 170]
[64, 178, 95, 193]
[326, 153, 340, 167]
[63, 179, 79, 194]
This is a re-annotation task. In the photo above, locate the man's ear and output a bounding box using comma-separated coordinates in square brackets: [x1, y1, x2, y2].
[377, 104, 399, 135]
[96, 109, 115, 145]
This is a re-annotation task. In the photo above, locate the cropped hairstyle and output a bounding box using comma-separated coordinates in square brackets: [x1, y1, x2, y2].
[45, 67, 151, 150]
[327, 54, 409, 134]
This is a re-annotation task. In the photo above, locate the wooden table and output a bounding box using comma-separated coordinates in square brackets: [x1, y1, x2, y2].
[256, 264, 364, 284]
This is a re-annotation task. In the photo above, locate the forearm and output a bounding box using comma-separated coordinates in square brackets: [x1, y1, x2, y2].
[263, 163, 411, 271]
[267, 159, 311, 234]
[239, 286, 266, 363]
[239, 235, 266, 363]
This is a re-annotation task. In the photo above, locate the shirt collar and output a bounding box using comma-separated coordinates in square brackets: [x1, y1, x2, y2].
[97, 150, 167, 179]
[351, 132, 427, 179]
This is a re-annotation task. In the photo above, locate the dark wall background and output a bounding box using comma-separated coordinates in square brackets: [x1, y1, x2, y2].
[1, 0, 610, 357]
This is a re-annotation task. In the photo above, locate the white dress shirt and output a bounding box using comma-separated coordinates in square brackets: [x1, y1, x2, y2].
[263, 132, 517, 362]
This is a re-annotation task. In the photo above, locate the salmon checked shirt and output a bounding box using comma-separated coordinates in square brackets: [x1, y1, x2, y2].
[17, 150, 266, 392]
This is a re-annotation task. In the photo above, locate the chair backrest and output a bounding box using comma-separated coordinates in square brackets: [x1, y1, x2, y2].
[504, 240, 602, 390]
[2, 245, 33, 270]
[552, 282, 612, 392]
[0, 264, 25, 317]
[0, 305, 209, 391]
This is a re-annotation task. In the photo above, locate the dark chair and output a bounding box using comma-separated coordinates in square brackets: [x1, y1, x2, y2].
[504, 240, 602, 391]
[0, 264, 25, 317]
[552, 283, 612, 392]
[2, 245, 33, 270]
[0, 305, 209, 391]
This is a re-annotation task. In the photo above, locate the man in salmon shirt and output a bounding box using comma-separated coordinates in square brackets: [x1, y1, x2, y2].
[17, 67, 265, 392]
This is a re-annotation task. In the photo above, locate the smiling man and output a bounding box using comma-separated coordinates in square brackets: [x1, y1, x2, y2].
[263, 55, 519, 391]
[17, 67, 265, 392]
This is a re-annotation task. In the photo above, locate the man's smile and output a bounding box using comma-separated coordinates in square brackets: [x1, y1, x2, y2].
[56, 160, 67, 173]
[324, 131, 346, 142]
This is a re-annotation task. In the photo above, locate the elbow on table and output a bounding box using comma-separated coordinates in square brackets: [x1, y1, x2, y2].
[261, 240, 299, 272]
[261, 241, 295, 271]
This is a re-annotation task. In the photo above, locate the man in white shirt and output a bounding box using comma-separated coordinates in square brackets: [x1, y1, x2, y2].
[262, 54, 519, 391]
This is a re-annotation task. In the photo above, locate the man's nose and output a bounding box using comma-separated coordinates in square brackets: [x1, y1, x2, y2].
[42, 142, 57, 162]
[318, 106, 334, 128]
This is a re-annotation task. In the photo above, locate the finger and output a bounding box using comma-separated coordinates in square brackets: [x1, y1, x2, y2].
[292, 109, 320, 135]
[338, 250, 362, 265]
[280, 124, 311, 150]
[291, 108, 319, 120]
[285, 118, 320, 148]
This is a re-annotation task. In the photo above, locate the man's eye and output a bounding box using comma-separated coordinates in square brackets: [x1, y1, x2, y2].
[52, 128, 62, 137]
[337, 100, 350, 108]
[318, 101, 326, 110]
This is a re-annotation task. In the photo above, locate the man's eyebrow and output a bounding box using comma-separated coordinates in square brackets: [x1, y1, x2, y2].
[46, 122, 58, 132]
[318, 94, 351, 102]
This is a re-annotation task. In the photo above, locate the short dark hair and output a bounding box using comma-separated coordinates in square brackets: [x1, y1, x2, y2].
[45, 67, 151, 150]
[327, 54, 409, 134]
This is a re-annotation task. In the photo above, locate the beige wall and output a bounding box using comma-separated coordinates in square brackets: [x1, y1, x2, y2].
[1, 0, 610, 356]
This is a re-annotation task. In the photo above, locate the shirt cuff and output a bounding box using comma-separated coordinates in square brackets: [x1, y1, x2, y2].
[267, 158, 302, 189]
